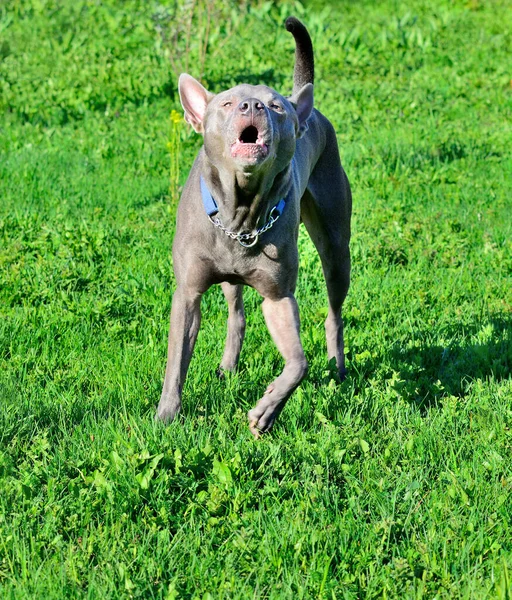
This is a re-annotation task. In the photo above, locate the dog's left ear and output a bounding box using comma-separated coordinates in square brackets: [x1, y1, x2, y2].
[291, 83, 314, 138]
[178, 73, 214, 134]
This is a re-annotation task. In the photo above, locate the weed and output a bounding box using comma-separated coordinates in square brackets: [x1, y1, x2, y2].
[168, 109, 183, 207]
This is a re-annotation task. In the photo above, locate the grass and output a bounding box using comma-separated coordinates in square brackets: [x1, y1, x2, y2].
[1, 0, 511, 597]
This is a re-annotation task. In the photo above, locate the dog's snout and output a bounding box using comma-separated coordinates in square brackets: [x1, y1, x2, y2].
[238, 98, 265, 115]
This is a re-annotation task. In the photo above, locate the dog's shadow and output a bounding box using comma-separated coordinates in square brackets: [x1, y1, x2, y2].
[346, 313, 511, 414]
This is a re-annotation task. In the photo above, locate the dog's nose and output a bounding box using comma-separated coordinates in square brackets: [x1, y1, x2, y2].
[238, 98, 265, 115]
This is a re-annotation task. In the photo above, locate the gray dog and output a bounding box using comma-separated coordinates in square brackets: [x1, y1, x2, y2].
[157, 17, 351, 437]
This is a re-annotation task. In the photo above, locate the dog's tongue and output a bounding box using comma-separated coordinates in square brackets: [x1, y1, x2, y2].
[231, 140, 268, 159]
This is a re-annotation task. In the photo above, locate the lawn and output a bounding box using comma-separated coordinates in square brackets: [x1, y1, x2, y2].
[0, 0, 511, 597]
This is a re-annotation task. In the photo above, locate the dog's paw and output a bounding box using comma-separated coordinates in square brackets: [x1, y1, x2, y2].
[247, 398, 284, 439]
[327, 357, 348, 383]
[155, 400, 181, 423]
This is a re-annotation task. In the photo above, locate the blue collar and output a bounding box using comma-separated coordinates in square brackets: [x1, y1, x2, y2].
[200, 176, 219, 216]
[200, 176, 286, 219]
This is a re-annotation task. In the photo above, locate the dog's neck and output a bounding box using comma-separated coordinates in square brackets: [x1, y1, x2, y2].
[200, 154, 292, 233]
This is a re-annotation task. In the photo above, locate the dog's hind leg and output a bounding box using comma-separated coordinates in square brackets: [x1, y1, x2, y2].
[320, 241, 350, 380]
[302, 199, 350, 378]
[301, 146, 352, 380]
[219, 282, 246, 373]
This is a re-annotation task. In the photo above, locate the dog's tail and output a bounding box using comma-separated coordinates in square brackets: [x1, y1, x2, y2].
[285, 16, 314, 97]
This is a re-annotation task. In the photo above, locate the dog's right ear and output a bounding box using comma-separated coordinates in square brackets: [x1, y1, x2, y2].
[178, 74, 213, 134]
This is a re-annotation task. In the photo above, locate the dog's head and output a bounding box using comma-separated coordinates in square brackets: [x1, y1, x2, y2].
[178, 74, 313, 175]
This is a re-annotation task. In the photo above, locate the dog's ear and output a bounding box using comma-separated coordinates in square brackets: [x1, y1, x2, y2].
[290, 83, 314, 138]
[178, 74, 213, 134]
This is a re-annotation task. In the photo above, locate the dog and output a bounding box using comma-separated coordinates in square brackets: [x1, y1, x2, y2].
[157, 17, 351, 437]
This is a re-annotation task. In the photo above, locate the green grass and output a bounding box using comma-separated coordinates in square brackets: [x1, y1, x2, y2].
[1, 0, 511, 597]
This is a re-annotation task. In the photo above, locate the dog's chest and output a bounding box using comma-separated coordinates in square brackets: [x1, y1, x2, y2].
[209, 239, 297, 298]
[213, 240, 278, 277]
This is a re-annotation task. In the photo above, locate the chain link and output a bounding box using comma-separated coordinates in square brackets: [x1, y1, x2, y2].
[208, 205, 282, 248]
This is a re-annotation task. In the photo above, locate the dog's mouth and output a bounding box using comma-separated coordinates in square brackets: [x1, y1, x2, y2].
[231, 126, 269, 161]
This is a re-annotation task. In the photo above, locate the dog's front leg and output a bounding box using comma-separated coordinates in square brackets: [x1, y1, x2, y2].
[248, 295, 308, 437]
[157, 287, 202, 422]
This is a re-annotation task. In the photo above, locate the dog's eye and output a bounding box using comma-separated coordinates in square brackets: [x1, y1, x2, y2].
[269, 103, 282, 112]
[222, 101, 233, 107]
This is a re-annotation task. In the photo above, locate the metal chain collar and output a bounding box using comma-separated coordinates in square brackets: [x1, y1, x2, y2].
[208, 204, 282, 248]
